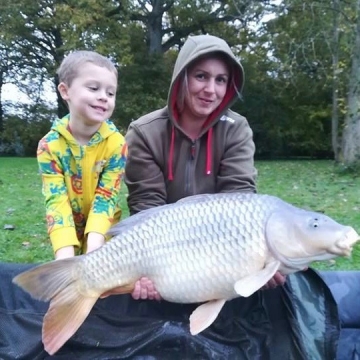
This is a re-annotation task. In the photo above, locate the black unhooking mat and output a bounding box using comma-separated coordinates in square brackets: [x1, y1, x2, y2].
[0, 263, 347, 360]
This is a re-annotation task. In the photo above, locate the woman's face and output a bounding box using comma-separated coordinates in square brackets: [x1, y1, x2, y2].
[183, 57, 230, 121]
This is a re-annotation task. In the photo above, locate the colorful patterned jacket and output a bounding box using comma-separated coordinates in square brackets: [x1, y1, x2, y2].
[37, 115, 127, 254]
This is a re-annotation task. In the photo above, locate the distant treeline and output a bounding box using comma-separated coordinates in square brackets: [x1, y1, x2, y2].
[2, 0, 358, 161]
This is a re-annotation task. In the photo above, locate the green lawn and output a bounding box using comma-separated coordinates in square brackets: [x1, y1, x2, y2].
[0, 157, 360, 270]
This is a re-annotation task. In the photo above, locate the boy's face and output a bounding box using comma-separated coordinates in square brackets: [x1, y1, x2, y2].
[58, 63, 117, 126]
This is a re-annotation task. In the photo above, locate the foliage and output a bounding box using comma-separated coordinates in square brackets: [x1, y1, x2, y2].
[115, 51, 175, 129]
[0, 0, 360, 159]
[263, 0, 356, 160]
[0, 104, 55, 156]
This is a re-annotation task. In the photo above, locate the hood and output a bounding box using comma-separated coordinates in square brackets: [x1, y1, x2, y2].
[168, 34, 244, 128]
[52, 115, 118, 146]
[166, 34, 245, 181]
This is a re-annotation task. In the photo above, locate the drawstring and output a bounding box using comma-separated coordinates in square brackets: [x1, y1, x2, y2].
[206, 128, 213, 175]
[168, 125, 175, 181]
[168, 126, 213, 181]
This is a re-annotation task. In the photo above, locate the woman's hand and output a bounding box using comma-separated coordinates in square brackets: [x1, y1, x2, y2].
[131, 277, 162, 301]
[100, 277, 161, 301]
[262, 272, 287, 290]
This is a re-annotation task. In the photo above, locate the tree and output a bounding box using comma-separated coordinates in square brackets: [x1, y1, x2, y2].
[254, 0, 359, 158]
[2, 0, 354, 159]
[341, 0, 360, 167]
[0, 0, 68, 117]
[331, 0, 341, 161]
[0, 0, 274, 130]
[107, 0, 265, 55]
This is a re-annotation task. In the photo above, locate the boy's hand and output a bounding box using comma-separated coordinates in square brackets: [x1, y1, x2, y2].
[55, 246, 75, 260]
[86, 232, 105, 253]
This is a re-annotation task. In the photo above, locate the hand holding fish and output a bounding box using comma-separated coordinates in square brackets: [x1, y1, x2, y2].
[100, 277, 162, 300]
[136, 273, 288, 298]
[55, 246, 75, 260]
[262, 272, 287, 289]
[132, 277, 162, 300]
[86, 232, 105, 253]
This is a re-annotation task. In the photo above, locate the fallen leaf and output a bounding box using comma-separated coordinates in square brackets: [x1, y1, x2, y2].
[4, 224, 15, 230]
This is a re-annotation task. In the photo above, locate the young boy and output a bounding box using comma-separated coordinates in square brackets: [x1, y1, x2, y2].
[37, 50, 127, 260]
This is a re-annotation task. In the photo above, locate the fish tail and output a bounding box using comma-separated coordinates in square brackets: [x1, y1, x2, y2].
[42, 288, 97, 355]
[13, 258, 83, 301]
[13, 258, 98, 355]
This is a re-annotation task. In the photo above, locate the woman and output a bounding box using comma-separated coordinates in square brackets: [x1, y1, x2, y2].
[125, 34, 256, 214]
[124, 34, 284, 300]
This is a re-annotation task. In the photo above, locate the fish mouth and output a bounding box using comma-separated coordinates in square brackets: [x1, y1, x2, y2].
[330, 227, 360, 256]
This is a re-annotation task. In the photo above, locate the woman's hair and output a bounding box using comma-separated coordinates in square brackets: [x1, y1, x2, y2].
[57, 50, 118, 86]
[176, 51, 241, 112]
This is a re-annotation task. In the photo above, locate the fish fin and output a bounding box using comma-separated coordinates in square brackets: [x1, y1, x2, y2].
[189, 299, 227, 335]
[43, 290, 97, 355]
[13, 257, 83, 301]
[100, 283, 136, 298]
[234, 261, 280, 297]
[13, 257, 101, 354]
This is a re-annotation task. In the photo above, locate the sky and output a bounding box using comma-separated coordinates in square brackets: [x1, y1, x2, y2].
[2, 81, 57, 107]
[3, 84, 33, 104]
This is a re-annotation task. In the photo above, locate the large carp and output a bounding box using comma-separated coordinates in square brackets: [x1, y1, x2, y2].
[13, 193, 359, 355]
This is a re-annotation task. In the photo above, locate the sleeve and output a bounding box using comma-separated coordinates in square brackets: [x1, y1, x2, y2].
[216, 117, 257, 193]
[124, 123, 167, 215]
[85, 134, 127, 235]
[37, 138, 80, 253]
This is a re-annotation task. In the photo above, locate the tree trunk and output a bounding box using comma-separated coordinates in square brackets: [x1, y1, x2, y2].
[331, 0, 340, 162]
[0, 70, 3, 134]
[147, 0, 165, 54]
[341, 0, 360, 166]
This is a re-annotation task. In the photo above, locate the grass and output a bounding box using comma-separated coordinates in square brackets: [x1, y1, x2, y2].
[0, 157, 129, 263]
[0, 158, 360, 270]
[256, 160, 360, 270]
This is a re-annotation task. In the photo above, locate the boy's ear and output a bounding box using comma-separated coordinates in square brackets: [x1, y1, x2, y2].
[58, 82, 70, 101]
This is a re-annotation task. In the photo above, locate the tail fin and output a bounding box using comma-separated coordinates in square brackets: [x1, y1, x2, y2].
[13, 258, 82, 301]
[13, 257, 98, 355]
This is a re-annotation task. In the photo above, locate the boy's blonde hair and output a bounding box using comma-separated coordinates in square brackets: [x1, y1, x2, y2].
[57, 50, 118, 86]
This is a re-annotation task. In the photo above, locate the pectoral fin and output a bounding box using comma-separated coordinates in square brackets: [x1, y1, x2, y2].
[189, 299, 227, 335]
[234, 261, 281, 297]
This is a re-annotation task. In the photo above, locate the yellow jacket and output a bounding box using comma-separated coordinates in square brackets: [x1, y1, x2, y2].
[37, 115, 127, 253]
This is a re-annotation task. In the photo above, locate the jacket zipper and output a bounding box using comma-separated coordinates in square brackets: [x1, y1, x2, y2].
[184, 141, 196, 196]
[82, 145, 90, 215]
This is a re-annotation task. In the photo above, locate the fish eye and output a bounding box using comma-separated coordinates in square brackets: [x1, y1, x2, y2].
[311, 218, 319, 228]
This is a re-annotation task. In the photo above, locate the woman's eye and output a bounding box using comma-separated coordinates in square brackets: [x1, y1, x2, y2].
[195, 73, 206, 80]
[216, 77, 227, 84]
